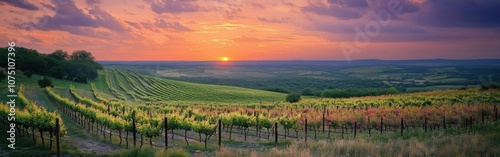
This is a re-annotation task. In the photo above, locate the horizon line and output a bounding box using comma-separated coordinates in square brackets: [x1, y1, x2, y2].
[96, 58, 500, 62]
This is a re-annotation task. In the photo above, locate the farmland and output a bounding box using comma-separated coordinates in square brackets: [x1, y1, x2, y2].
[1, 64, 500, 156]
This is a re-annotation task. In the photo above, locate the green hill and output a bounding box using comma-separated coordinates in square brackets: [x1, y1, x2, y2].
[3, 69, 287, 104]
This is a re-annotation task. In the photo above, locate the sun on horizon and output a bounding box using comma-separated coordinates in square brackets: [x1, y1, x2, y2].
[221, 57, 229, 62]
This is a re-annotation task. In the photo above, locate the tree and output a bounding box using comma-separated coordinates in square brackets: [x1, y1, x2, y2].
[0, 70, 6, 82]
[38, 77, 53, 88]
[48, 65, 66, 79]
[301, 88, 315, 96]
[70, 50, 95, 60]
[24, 71, 33, 78]
[384, 87, 399, 95]
[286, 93, 301, 103]
[49, 49, 68, 61]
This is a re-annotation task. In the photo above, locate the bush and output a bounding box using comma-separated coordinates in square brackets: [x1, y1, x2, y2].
[286, 93, 301, 103]
[481, 82, 500, 91]
[38, 77, 53, 88]
[0, 70, 6, 82]
[301, 88, 315, 96]
[24, 71, 33, 78]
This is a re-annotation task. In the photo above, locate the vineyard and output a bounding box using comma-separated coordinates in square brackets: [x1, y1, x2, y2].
[4, 69, 500, 156]
[44, 75, 500, 151]
[0, 84, 66, 152]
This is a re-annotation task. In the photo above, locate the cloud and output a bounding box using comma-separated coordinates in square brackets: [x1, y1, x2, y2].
[126, 18, 193, 32]
[413, 0, 500, 28]
[257, 17, 288, 23]
[145, 0, 200, 14]
[154, 18, 193, 31]
[85, 0, 102, 5]
[302, 0, 420, 20]
[30, 0, 130, 38]
[0, 0, 38, 10]
[302, 1, 366, 20]
[327, 0, 368, 8]
[232, 36, 278, 43]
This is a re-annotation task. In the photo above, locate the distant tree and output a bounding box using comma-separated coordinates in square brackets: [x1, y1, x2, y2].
[38, 77, 53, 88]
[74, 75, 88, 83]
[321, 89, 349, 98]
[19, 58, 49, 74]
[49, 49, 69, 61]
[301, 88, 315, 96]
[481, 82, 500, 91]
[0, 70, 6, 82]
[286, 93, 301, 103]
[384, 87, 399, 95]
[266, 87, 289, 94]
[48, 65, 66, 79]
[70, 50, 95, 60]
[24, 71, 33, 78]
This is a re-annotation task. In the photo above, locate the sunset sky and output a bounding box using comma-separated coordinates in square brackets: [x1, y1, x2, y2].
[1, 0, 499, 61]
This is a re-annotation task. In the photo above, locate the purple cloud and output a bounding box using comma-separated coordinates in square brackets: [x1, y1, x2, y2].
[327, 0, 368, 8]
[145, 0, 200, 14]
[31, 0, 129, 37]
[0, 0, 38, 10]
[413, 0, 500, 28]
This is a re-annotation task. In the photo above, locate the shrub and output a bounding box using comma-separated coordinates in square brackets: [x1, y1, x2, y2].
[38, 77, 53, 88]
[286, 93, 301, 103]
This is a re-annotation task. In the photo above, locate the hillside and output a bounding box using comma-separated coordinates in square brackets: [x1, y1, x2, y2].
[1, 69, 287, 105]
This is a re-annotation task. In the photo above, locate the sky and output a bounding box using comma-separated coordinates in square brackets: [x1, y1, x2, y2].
[0, 0, 499, 61]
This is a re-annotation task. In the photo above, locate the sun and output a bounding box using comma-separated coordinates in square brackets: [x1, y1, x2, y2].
[221, 57, 229, 61]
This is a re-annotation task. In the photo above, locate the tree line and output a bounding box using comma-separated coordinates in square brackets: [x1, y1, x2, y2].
[0, 47, 102, 83]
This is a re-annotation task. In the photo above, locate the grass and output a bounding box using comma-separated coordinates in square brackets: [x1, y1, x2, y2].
[113, 147, 189, 157]
[216, 133, 500, 157]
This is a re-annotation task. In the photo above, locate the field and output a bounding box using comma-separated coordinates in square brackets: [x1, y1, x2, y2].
[103, 60, 500, 95]
[1, 64, 500, 156]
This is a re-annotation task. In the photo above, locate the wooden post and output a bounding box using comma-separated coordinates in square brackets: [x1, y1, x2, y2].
[56, 118, 60, 157]
[132, 110, 136, 147]
[482, 110, 485, 124]
[305, 118, 308, 144]
[322, 106, 326, 133]
[424, 116, 427, 133]
[380, 117, 383, 134]
[368, 116, 371, 137]
[495, 105, 498, 121]
[354, 121, 357, 138]
[400, 118, 404, 137]
[274, 122, 278, 144]
[256, 114, 259, 138]
[164, 117, 168, 150]
[218, 119, 222, 150]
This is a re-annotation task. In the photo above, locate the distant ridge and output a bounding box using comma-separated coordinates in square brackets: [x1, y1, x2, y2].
[98, 59, 500, 67]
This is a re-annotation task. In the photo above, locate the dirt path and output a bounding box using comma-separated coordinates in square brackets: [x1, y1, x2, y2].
[33, 88, 121, 155]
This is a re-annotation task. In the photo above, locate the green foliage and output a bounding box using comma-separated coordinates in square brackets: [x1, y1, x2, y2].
[0, 46, 102, 83]
[115, 147, 189, 157]
[481, 82, 500, 91]
[320, 87, 399, 98]
[37, 77, 53, 88]
[301, 88, 316, 96]
[265, 87, 290, 94]
[0, 70, 6, 82]
[286, 93, 301, 103]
